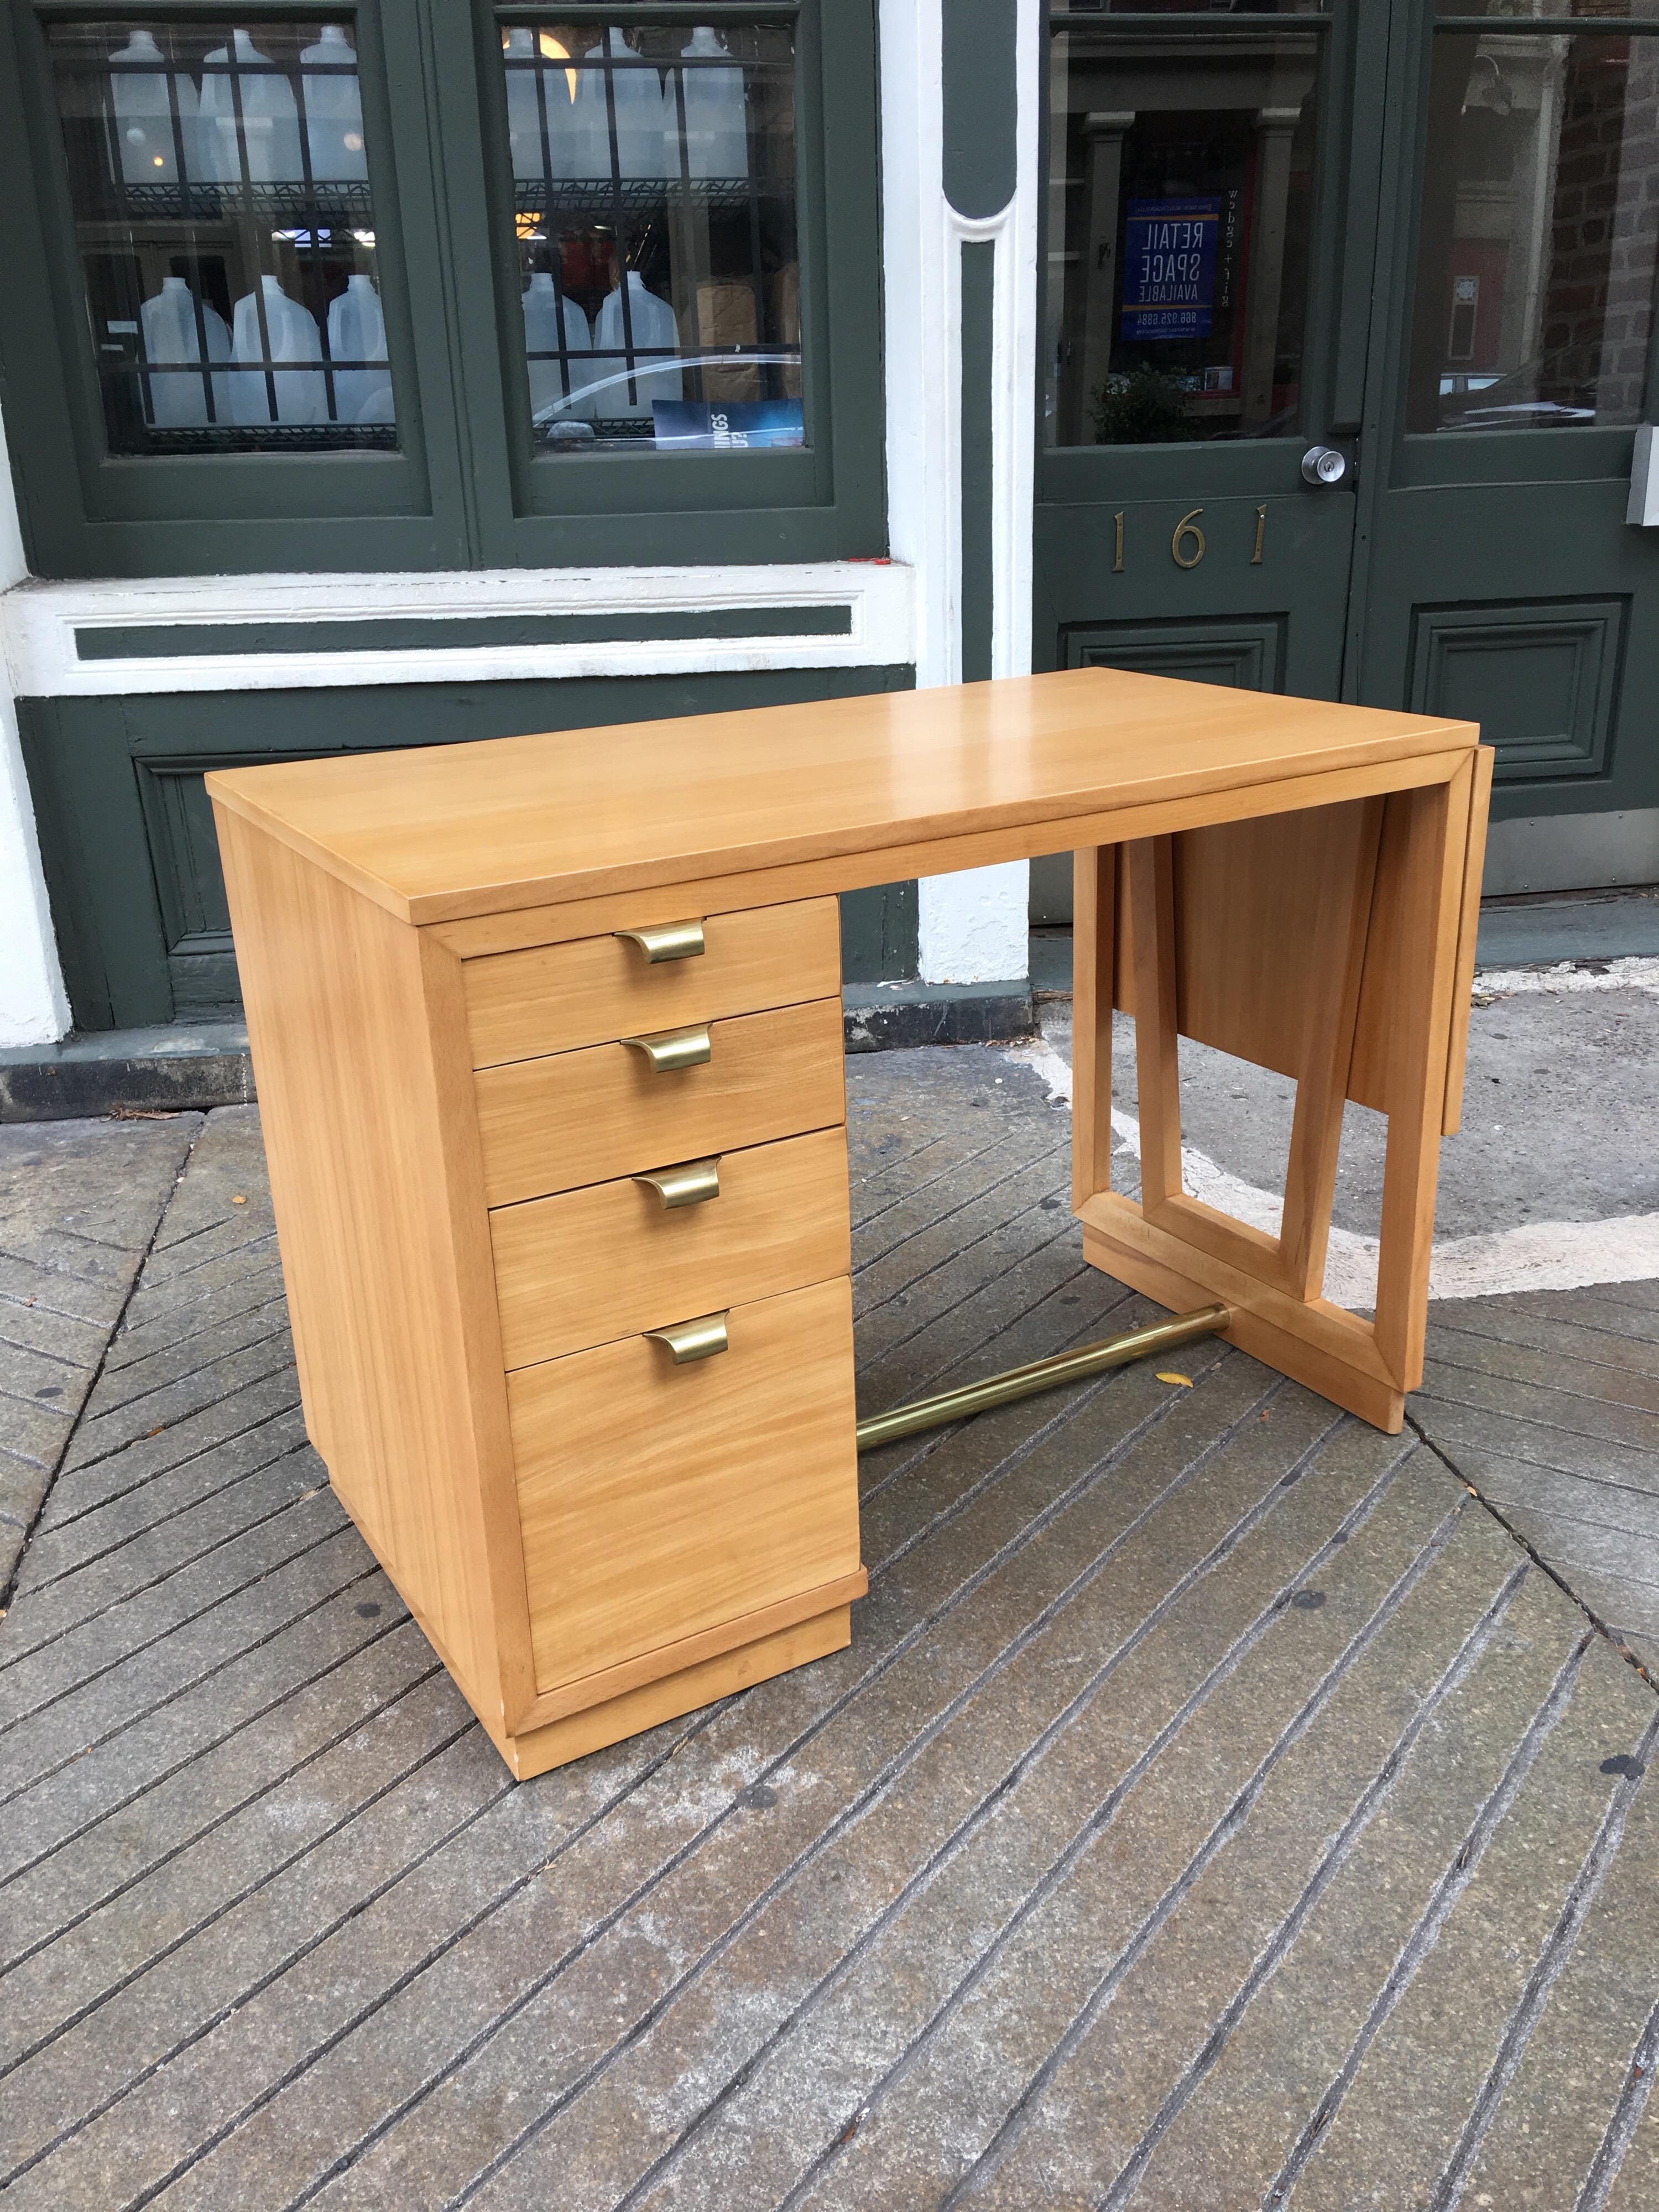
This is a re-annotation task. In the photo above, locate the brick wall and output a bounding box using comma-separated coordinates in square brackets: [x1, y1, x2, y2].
[1541, 29, 1659, 418]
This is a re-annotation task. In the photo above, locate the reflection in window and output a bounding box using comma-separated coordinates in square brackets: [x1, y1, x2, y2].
[1409, 27, 1659, 432]
[1058, 2, 1324, 13]
[1434, 1, 1659, 18]
[501, 22, 802, 452]
[48, 20, 394, 455]
[1045, 18, 1321, 445]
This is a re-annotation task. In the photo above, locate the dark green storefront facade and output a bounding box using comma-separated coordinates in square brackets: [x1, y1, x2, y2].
[3, 1, 1656, 1046]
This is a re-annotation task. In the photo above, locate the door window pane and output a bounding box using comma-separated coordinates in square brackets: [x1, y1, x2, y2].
[1434, 2, 1659, 18]
[1060, 2, 1324, 13]
[47, 19, 395, 455]
[1408, 28, 1659, 431]
[1045, 20, 1322, 445]
[500, 19, 802, 453]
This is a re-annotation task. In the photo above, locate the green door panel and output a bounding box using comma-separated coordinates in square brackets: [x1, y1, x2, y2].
[1034, 487, 1357, 700]
[1359, 458, 1659, 827]
[1034, 1, 1384, 912]
[1039, 2, 1659, 876]
[1353, 3, 1659, 837]
[23, 662, 915, 1031]
[1404, 587, 1629, 788]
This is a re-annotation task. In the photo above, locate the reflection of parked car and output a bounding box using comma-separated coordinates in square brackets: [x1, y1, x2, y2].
[1438, 351, 1598, 431]
[1443, 398, 1598, 431]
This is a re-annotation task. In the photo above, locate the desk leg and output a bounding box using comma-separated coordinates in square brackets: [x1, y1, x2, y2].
[1371, 766, 1475, 1392]
[1071, 846, 1117, 1211]
[1070, 760, 1476, 1434]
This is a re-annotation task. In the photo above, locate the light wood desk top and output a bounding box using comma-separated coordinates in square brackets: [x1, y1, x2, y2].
[206, 667, 1476, 927]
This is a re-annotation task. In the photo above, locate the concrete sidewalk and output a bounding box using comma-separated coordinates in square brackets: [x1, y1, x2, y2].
[1, 1069, 1656, 2211]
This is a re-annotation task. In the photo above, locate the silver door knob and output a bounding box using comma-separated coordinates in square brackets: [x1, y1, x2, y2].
[1301, 445, 1348, 487]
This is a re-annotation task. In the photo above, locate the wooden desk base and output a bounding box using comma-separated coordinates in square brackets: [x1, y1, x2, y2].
[488, 1605, 852, 1781]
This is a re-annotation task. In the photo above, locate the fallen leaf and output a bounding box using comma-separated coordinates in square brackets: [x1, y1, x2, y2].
[1156, 1371, 1193, 1389]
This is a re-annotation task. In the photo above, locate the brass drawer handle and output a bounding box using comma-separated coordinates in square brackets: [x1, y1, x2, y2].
[645, 1310, 729, 1363]
[633, 1156, 721, 1209]
[614, 919, 706, 963]
[619, 1024, 712, 1073]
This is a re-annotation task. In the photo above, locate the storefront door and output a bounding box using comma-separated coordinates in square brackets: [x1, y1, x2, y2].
[1034, 2, 1659, 910]
[1359, 2, 1659, 832]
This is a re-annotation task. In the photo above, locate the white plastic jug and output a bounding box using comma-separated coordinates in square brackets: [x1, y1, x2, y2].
[109, 29, 199, 186]
[327, 273, 391, 423]
[592, 272, 681, 420]
[575, 28, 666, 181]
[139, 278, 231, 426]
[229, 276, 326, 423]
[678, 27, 747, 180]
[201, 32, 302, 185]
[546, 34, 608, 178]
[299, 25, 366, 182]
[523, 272, 595, 422]
[503, 27, 542, 181]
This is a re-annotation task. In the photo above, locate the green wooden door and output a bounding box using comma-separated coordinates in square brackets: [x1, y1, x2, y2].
[1356, 1, 1659, 845]
[1035, 2, 1659, 914]
[1034, 6, 1381, 708]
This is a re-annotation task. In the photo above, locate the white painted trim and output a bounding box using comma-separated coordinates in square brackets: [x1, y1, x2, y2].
[887, 0, 1039, 982]
[880, 0, 953, 689]
[0, 406, 71, 1047]
[1, 560, 917, 698]
[879, 0, 1037, 696]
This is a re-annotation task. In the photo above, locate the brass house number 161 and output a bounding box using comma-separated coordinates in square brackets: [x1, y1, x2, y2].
[1110, 505, 1269, 572]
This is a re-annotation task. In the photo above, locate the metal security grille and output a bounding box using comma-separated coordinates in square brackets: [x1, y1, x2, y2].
[48, 19, 396, 455]
[502, 19, 804, 450]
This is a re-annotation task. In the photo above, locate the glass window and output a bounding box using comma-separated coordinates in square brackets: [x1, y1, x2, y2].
[1059, 3, 1324, 14]
[1434, 2, 1659, 18]
[1045, 16, 1323, 445]
[1408, 23, 1659, 431]
[46, 18, 396, 455]
[499, 18, 802, 453]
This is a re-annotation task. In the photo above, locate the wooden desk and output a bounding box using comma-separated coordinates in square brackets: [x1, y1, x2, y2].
[208, 668, 1490, 1778]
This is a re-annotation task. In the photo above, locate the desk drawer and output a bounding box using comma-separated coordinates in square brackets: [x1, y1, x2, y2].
[510, 1275, 860, 1696]
[464, 898, 841, 1068]
[490, 1126, 851, 1369]
[474, 997, 845, 1208]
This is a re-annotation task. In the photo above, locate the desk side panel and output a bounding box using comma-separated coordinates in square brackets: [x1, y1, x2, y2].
[214, 802, 527, 1723]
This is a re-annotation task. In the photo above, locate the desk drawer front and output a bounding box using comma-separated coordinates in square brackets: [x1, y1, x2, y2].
[474, 997, 845, 1208]
[510, 1276, 860, 1695]
[490, 1126, 851, 1370]
[463, 898, 841, 1068]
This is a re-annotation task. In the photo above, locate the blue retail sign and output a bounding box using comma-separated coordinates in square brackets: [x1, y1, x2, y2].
[651, 399, 805, 448]
[1120, 199, 1219, 341]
